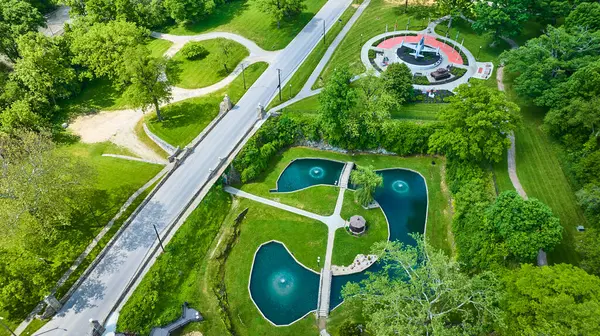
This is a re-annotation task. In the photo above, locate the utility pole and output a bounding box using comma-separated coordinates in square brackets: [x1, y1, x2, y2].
[153, 224, 166, 252]
[0, 317, 16, 336]
[277, 68, 282, 101]
[323, 19, 326, 46]
[477, 45, 482, 59]
[241, 63, 246, 90]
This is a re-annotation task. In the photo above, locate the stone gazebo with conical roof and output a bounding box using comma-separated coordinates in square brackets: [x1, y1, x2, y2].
[348, 215, 366, 235]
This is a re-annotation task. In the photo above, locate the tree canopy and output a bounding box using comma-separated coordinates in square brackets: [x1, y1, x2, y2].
[343, 238, 502, 335]
[381, 63, 413, 106]
[0, 0, 45, 62]
[350, 165, 383, 207]
[501, 263, 600, 336]
[472, 0, 529, 40]
[487, 191, 562, 261]
[428, 83, 520, 163]
[257, 0, 306, 28]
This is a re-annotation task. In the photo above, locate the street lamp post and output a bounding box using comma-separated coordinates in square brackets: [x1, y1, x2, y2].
[477, 45, 482, 59]
[289, 84, 292, 99]
[277, 69, 282, 101]
[317, 256, 321, 268]
[241, 63, 246, 89]
[0, 317, 17, 336]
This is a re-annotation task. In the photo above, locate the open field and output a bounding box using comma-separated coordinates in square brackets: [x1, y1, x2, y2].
[164, 0, 328, 51]
[167, 38, 248, 89]
[146, 62, 268, 147]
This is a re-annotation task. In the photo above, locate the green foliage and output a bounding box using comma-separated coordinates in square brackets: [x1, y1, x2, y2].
[381, 63, 413, 105]
[576, 228, 600, 276]
[435, 0, 473, 17]
[343, 238, 502, 335]
[117, 185, 230, 335]
[428, 83, 520, 163]
[257, 0, 307, 27]
[565, 2, 600, 31]
[350, 165, 383, 207]
[13, 32, 78, 104]
[0, 100, 45, 134]
[69, 20, 149, 82]
[380, 121, 438, 156]
[338, 321, 365, 336]
[163, 0, 216, 24]
[501, 263, 600, 336]
[180, 42, 209, 60]
[412, 75, 429, 85]
[472, 0, 529, 39]
[122, 46, 172, 120]
[0, 0, 45, 62]
[64, 0, 168, 28]
[487, 191, 563, 261]
[234, 115, 314, 183]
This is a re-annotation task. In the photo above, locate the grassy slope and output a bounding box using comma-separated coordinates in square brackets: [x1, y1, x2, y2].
[268, 3, 358, 109]
[318, 0, 429, 84]
[224, 198, 326, 336]
[59, 38, 174, 115]
[167, 38, 249, 89]
[333, 190, 389, 266]
[146, 62, 268, 147]
[164, 0, 328, 51]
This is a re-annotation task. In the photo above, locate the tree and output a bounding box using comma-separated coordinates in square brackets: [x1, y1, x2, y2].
[576, 228, 600, 276]
[0, 0, 45, 62]
[428, 83, 520, 163]
[381, 63, 413, 105]
[63, 0, 167, 27]
[163, 0, 215, 24]
[318, 67, 357, 146]
[501, 263, 600, 336]
[214, 38, 236, 73]
[436, 0, 472, 26]
[343, 238, 502, 335]
[565, 2, 600, 31]
[0, 100, 45, 134]
[69, 20, 149, 82]
[12, 32, 77, 105]
[350, 165, 383, 207]
[122, 47, 172, 121]
[472, 0, 529, 41]
[486, 191, 562, 261]
[257, 0, 306, 28]
[0, 130, 94, 249]
[338, 321, 365, 336]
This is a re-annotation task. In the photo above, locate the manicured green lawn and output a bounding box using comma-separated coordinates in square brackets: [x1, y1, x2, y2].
[146, 62, 268, 147]
[502, 78, 586, 265]
[164, 0, 328, 51]
[225, 198, 326, 335]
[167, 38, 249, 89]
[146, 38, 173, 58]
[391, 102, 445, 121]
[268, 3, 358, 108]
[246, 147, 454, 255]
[332, 190, 389, 266]
[433, 17, 510, 63]
[280, 94, 320, 115]
[492, 152, 515, 194]
[318, 0, 429, 85]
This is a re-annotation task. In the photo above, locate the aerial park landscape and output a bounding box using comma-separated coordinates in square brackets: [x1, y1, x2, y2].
[1, 0, 600, 335]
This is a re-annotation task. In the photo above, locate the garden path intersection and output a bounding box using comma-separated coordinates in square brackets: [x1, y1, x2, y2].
[35, 0, 353, 334]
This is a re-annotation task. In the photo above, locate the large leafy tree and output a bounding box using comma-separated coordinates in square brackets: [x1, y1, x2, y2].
[380, 63, 413, 105]
[163, 0, 215, 24]
[436, 0, 472, 26]
[0, 100, 45, 134]
[122, 46, 172, 121]
[0, 0, 45, 62]
[257, 0, 306, 28]
[576, 228, 600, 276]
[350, 165, 383, 207]
[501, 263, 600, 335]
[486, 191, 562, 261]
[428, 83, 520, 163]
[472, 0, 529, 40]
[64, 0, 167, 27]
[12, 32, 77, 105]
[69, 20, 149, 82]
[318, 67, 358, 146]
[343, 238, 502, 335]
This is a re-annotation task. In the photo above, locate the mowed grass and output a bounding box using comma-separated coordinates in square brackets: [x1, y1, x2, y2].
[391, 102, 445, 121]
[167, 38, 249, 89]
[225, 198, 326, 335]
[318, 0, 430, 84]
[268, 3, 358, 108]
[504, 81, 586, 265]
[492, 151, 515, 194]
[246, 147, 454, 255]
[433, 17, 510, 63]
[146, 62, 268, 147]
[59, 38, 173, 115]
[164, 0, 328, 50]
[333, 190, 389, 266]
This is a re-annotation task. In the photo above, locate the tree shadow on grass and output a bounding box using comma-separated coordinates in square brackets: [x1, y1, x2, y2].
[178, 0, 251, 34]
[150, 98, 220, 130]
[165, 59, 183, 84]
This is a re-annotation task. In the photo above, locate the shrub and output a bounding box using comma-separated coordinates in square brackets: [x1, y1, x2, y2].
[180, 43, 209, 60]
[412, 75, 430, 85]
[450, 66, 467, 77]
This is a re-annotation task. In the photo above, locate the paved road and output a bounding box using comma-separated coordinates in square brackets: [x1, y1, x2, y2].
[35, 1, 352, 335]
